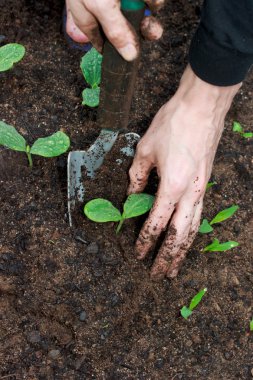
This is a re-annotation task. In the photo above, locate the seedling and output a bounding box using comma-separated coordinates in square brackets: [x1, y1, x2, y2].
[203, 238, 239, 252]
[250, 319, 253, 332]
[181, 288, 207, 320]
[0, 43, 25, 72]
[0, 121, 70, 167]
[199, 205, 239, 234]
[80, 48, 102, 107]
[232, 121, 253, 139]
[84, 193, 154, 233]
[206, 181, 217, 190]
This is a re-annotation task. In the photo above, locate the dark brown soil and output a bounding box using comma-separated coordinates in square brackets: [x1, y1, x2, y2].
[1, 1, 253, 379]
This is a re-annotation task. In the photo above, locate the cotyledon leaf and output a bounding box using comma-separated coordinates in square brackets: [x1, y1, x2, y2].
[82, 88, 100, 107]
[0, 43, 25, 72]
[210, 205, 239, 225]
[199, 219, 213, 234]
[84, 199, 122, 223]
[123, 193, 155, 219]
[189, 288, 207, 311]
[30, 131, 70, 157]
[203, 238, 239, 252]
[0, 121, 26, 151]
[80, 48, 102, 88]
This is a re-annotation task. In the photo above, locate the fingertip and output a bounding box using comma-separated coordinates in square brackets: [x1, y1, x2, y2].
[141, 16, 163, 41]
[118, 43, 139, 61]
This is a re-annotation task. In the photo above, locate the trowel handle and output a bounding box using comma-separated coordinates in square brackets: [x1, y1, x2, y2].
[97, 0, 145, 132]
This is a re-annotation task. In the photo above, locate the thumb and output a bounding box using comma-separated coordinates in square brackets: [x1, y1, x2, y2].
[89, 1, 140, 61]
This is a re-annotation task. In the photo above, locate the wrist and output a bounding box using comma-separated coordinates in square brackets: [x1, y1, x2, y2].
[176, 65, 241, 115]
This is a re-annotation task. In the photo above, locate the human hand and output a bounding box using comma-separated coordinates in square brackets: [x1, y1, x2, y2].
[66, 0, 163, 60]
[128, 65, 241, 280]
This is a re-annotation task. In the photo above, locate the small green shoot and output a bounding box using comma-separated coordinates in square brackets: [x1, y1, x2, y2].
[203, 238, 239, 252]
[250, 319, 253, 332]
[199, 219, 213, 234]
[0, 121, 70, 167]
[199, 205, 239, 234]
[0, 43, 25, 72]
[206, 181, 217, 190]
[181, 288, 207, 320]
[232, 121, 253, 139]
[80, 48, 102, 107]
[84, 193, 154, 233]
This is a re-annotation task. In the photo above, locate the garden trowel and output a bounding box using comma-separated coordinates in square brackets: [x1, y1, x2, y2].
[67, 0, 145, 226]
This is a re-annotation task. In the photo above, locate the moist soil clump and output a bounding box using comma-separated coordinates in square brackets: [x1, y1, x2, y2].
[0, 1, 253, 379]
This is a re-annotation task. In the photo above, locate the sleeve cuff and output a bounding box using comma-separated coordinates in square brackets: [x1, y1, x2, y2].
[189, 25, 253, 86]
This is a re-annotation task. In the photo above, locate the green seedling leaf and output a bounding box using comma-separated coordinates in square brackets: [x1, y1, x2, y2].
[189, 288, 207, 310]
[84, 199, 122, 223]
[80, 48, 102, 88]
[180, 288, 207, 320]
[203, 238, 239, 252]
[210, 205, 239, 225]
[199, 219, 213, 234]
[0, 43, 25, 72]
[250, 319, 253, 332]
[82, 88, 100, 107]
[242, 132, 253, 138]
[0, 120, 26, 151]
[232, 121, 243, 133]
[206, 181, 217, 190]
[30, 131, 70, 157]
[180, 306, 192, 320]
[123, 193, 154, 219]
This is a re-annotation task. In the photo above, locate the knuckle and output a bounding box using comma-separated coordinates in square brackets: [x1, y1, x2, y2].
[136, 141, 152, 159]
[169, 178, 186, 196]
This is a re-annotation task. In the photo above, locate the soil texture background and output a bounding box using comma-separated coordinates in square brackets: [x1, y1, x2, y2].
[0, 0, 253, 379]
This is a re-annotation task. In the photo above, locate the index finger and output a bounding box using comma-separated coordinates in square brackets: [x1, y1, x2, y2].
[135, 185, 176, 259]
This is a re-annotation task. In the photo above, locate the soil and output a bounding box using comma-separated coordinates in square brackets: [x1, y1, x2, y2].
[0, 0, 253, 379]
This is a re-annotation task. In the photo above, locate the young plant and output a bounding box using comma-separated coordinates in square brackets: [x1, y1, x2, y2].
[250, 319, 253, 332]
[232, 121, 253, 139]
[0, 121, 70, 167]
[199, 205, 239, 234]
[84, 193, 154, 233]
[80, 48, 102, 107]
[203, 238, 239, 252]
[0, 43, 25, 72]
[181, 288, 207, 320]
[206, 181, 217, 190]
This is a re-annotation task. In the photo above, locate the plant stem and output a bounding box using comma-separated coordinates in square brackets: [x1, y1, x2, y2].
[26, 145, 33, 167]
[116, 218, 124, 234]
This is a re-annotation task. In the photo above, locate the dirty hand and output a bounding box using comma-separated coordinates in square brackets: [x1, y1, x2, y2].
[66, 0, 163, 60]
[128, 65, 241, 280]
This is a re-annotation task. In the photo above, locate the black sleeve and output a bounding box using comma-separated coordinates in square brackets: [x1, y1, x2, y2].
[189, 0, 253, 86]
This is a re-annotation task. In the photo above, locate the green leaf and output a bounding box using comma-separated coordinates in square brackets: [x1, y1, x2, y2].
[0, 43, 25, 72]
[210, 205, 239, 225]
[199, 219, 213, 234]
[0, 120, 26, 151]
[232, 121, 243, 133]
[123, 193, 154, 219]
[84, 199, 122, 223]
[180, 306, 192, 320]
[203, 238, 239, 252]
[30, 131, 70, 157]
[189, 288, 207, 311]
[250, 319, 253, 332]
[80, 48, 102, 88]
[82, 88, 100, 107]
[242, 132, 253, 138]
[206, 181, 217, 190]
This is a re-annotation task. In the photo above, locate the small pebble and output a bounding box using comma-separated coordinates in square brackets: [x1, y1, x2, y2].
[154, 358, 164, 369]
[48, 349, 60, 359]
[27, 330, 41, 344]
[79, 311, 87, 322]
[86, 242, 99, 254]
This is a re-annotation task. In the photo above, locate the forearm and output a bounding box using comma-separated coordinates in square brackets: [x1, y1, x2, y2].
[189, 0, 253, 86]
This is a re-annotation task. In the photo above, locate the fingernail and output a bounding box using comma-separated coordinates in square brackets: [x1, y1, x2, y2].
[118, 43, 138, 61]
